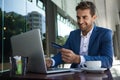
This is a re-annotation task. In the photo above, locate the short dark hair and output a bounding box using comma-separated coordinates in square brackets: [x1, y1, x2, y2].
[76, 1, 96, 16]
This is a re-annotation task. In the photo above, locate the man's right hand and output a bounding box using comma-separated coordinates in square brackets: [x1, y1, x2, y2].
[46, 58, 53, 68]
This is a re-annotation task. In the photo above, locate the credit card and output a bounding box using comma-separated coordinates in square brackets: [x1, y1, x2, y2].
[51, 42, 63, 49]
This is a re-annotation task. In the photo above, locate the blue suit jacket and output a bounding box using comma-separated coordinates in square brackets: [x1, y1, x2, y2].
[52, 26, 113, 68]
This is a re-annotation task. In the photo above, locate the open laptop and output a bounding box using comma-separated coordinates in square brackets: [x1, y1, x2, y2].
[10, 29, 70, 74]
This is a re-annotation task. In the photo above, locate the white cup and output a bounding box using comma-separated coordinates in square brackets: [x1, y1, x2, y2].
[83, 61, 101, 69]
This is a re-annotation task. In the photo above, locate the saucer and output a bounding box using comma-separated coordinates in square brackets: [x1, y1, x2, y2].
[81, 67, 107, 73]
[70, 68, 83, 72]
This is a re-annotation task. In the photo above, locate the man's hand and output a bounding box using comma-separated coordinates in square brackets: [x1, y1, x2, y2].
[60, 48, 80, 64]
[46, 58, 53, 68]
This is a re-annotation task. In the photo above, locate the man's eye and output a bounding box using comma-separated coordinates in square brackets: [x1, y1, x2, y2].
[83, 16, 86, 19]
[77, 16, 80, 19]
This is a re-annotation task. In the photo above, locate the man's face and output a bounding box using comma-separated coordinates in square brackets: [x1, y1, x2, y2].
[76, 9, 96, 33]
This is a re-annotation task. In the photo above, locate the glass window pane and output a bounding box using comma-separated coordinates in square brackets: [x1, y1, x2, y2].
[0, 0, 46, 72]
[0, 0, 3, 72]
[2, 0, 27, 72]
[26, 0, 46, 54]
[57, 14, 76, 45]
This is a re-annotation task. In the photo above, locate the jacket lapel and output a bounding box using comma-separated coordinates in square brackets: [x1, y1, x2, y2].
[88, 26, 98, 54]
[75, 30, 81, 54]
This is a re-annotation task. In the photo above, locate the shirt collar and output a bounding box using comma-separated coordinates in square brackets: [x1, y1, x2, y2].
[81, 25, 94, 37]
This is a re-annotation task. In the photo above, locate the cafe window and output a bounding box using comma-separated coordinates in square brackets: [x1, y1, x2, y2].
[56, 13, 76, 45]
[0, 0, 46, 72]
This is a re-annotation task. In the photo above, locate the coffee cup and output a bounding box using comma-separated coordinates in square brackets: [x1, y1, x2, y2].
[82, 61, 101, 69]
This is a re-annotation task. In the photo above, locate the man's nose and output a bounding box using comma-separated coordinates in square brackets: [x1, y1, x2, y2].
[78, 18, 83, 24]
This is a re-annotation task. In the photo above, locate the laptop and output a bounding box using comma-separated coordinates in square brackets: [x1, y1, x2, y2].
[10, 29, 70, 74]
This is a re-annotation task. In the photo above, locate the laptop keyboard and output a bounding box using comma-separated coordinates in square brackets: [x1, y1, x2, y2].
[47, 68, 69, 71]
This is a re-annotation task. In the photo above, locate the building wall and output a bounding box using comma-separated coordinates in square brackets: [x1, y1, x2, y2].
[51, 0, 120, 31]
[51, 0, 81, 21]
[105, 0, 119, 31]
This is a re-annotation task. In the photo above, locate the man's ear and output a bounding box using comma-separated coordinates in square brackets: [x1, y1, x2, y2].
[92, 15, 97, 21]
[93, 15, 97, 19]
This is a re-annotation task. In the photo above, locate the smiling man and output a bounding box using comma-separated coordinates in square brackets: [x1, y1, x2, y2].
[46, 1, 113, 69]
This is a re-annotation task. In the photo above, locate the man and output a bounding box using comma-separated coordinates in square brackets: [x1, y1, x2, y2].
[46, 1, 113, 68]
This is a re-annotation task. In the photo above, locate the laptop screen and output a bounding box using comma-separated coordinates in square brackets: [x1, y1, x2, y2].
[11, 29, 47, 73]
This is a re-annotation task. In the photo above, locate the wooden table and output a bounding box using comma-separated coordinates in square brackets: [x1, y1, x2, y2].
[1, 69, 115, 80]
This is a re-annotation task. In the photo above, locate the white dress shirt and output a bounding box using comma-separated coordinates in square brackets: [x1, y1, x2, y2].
[78, 27, 94, 68]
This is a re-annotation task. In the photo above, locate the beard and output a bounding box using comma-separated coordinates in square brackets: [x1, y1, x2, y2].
[79, 23, 92, 33]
